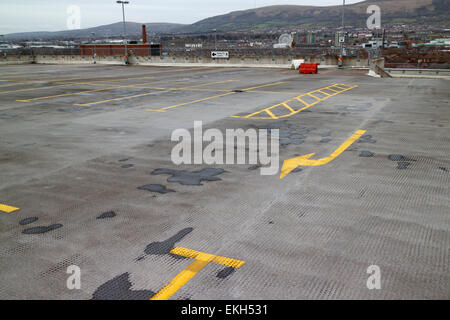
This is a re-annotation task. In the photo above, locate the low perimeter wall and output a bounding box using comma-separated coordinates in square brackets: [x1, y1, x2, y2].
[0, 54, 370, 69]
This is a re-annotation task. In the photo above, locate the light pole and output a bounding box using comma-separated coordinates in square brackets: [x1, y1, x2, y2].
[91, 32, 97, 63]
[117, 1, 129, 64]
[213, 29, 217, 50]
[339, 0, 345, 68]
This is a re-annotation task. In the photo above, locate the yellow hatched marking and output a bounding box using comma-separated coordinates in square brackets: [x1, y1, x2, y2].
[146, 81, 285, 112]
[282, 103, 296, 113]
[232, 83, 358, 120]
[0, 204, 19, 213]
[150, 247, 245, 300]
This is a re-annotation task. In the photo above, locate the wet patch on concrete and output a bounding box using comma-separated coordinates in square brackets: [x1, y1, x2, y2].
[253, 122, 315, 147]
[336, 103, 372, 113]
[97, 211, 116, 219]
[388, 154, 415, 162]
[118, 158, 130, 162]
[138, 184, 175, 194]
[92, 273, 155, 300]
[397, 162, 411, 170]
[359, 151, 375, 158]
[217, 267, 236, 279]
[291, 167, 303, 173]
[358, 135, 377, 144]
[0, 112, 17, 120]
[19, 217, 38, 225]
[248, 165, 261, 171]
[320, 138, 332, 143]
[373, 120, 394, 125]
[22, 224, 63, 234]
[151, 168, 226, 186]
[121, 164, 134, 169]
[136, 228, 193, 261]
[388, 154, 416, 170]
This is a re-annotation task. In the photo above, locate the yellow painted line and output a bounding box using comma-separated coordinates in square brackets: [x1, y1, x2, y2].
[73, 80, 236, 107]
[282, 103, 296, 113]
[280, 130, 366, 179]
[307, 93, 321, 100]
[233, 84, 358, 120]
[241, 81, 285, 91]
[1, 74, 191, 95]
[1, 83, 76, 95]
[146, 81, 286, 112]
[0, 204, 20, 213]
[318, 90, 331, 96]
[75, 90, 167, 107]
[147, 92, 236, 112]
[170, 80, 236, 90]
[16, 81, 163, 103]
[150, 247, 245, 300]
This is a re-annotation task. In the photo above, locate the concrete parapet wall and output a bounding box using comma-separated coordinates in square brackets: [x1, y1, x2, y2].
[0, 54, 370, 69]
[0, 55, 34, 65]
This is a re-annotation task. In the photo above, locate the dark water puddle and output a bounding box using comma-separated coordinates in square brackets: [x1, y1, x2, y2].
[388, 154, 416, 170]
[388, 154, 415, 162]
[92, 273, 155, 300]
[97, 211, 116, 219]
[358, 135, 377, 144]
[19, 217, 38, 225]
[320, 138, 332, 143]
[291, 167, 303, 173]
[22, 224, 62, 234]
[397, 162, 411, 170]
[136, 228, 193, 261]
[439, 167, 448, 172]
[359, 151, 374, 158]
[138, 184, 175, 194]
[216, 267, 235, 279]
[248, 165, 261, 171]
[121, 164, 134, 169]
[151, 168, 226, 186]
[373, 120, 394, 125]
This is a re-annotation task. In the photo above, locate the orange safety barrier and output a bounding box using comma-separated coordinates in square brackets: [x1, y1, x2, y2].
[299, 63, 320, 74]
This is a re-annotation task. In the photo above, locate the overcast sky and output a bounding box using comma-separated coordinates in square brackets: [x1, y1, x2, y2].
[0, 0, 364, 34]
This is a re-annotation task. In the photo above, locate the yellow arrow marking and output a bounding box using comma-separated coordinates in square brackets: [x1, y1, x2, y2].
[0, 204, 20, 213]
[280, 130, 367, 179]
[150, 247, 245, 300]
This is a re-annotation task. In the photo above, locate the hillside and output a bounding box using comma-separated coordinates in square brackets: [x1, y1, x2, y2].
[3, 0, 449, 40]
[184, 0, 449, 32]
[3, 22, 185, 41]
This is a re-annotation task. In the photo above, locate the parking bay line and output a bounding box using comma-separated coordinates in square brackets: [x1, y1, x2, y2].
[14, 78, 196, 103]
[233, 83, 358, 120]
[150, 247, 245, 300]
[75, 80, 239, 107]
[15, 81, 167, 103]
[146, 81, 286, 112]
[0, 204, 20, 213]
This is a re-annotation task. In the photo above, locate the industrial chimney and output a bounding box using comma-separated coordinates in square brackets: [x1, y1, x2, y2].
[142, 25, 147, 44]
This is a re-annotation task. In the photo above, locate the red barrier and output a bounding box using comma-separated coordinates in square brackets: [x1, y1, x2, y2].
[299, 63, 320, 74]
